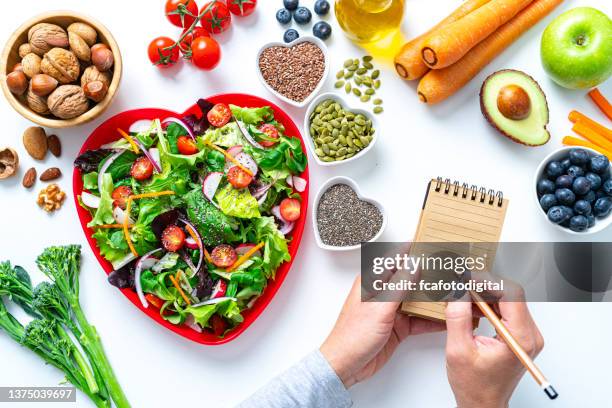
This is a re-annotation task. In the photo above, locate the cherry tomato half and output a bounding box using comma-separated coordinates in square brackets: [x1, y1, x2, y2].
[280, 198, 301, 222]
[111, 186, 133, 209]
[210, 244, 237, 268]
[131, 157, 154, 181]
[257, 123, 279, 147]
[179, 27, 210, 58]
[147, 36, 180, 68]
[200, 1, 232, 34]
[191, 36, 221, 70]
[165, 0, 198, 28]
[161, 225, 186, 252]
[177, 136, 199, 155]
[210, 314, 228, 337]
[226, 0, 257, 17]
[227, 166, 253, 189]
[207, 103, 232, 128]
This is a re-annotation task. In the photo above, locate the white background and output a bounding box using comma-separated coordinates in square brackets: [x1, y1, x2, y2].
[1, 0, 611, 407]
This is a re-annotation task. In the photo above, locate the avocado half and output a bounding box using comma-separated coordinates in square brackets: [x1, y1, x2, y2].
[480, 69, 550, 146]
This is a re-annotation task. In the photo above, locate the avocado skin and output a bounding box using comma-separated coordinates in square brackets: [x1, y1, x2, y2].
[479, 69, 551, 146]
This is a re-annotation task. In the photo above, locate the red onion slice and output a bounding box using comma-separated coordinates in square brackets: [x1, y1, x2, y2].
[190, 296, 237, 308]
[149, 148, 162, 173]
[97, 150, 123, 193]
[162, 117, 196, 140]
[234, 117, 264, 149]
[111, 252, 137, 271]
[271, 205, 295, 235]
[179, 250, 197, 276]
[135, 248, 163, 308]
[257, 190, 268, 206]
[184, 314, 203, 333]
[133, 138, 162, 174]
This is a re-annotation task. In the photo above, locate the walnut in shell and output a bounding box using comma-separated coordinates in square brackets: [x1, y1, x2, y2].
[80, 65, 111, 88]
[28, 23, 69, 56]
[26, 82, 50, 115]
[0, 147, 19, 180]
[47, 85, 89, 119]
[41, 48, 80, 84]
[67, 22, 97, 47]
[21, 53, 42, 78]
[69, 32, 91, 62]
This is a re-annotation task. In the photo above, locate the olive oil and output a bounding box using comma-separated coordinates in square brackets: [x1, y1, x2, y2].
[335, 0, 404, 43]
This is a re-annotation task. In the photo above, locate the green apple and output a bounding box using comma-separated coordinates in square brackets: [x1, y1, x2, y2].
[541, 7, 612, 89]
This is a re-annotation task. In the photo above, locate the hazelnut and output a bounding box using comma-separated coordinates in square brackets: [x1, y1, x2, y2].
[26, 82, 50, 115]
[69, 32, 91, 62]
[18, 43, 32, 58]
[41, 48, 80, 84]
[6, 71, 28, 95]
[67, 22, 97, 47]
[21, 53, 42, 78]
[23, 126, 48, 160]
[28, 23, 69, 55]
[91, 47, 114, 72]
[12, 63, 23, 72]
[83, 80, 108, 102]
[91, 43, 109, 54]
[0, 147, 19, 180]
[47, 85, 89, 119]
[81, 65, 111, 88]
[497, 84, 531, 121]
[31, 74, 58, 97]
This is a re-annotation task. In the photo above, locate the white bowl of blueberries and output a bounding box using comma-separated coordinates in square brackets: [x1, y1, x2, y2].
[535, 147, 612, 234]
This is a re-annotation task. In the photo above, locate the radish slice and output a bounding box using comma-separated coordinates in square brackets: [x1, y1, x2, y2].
[190, 296, 237, 308]
[280, 221, 295, 235]
[113, 207, 134, 225]
[227, 145, 243, 157]
[135, 248, 164, 308]
[286, 175, 293, 187]
[98, 150, 123, 193]
[211, 280, 227, 299]
[162, 117, 195, 140]
[185, 314, 203, 333]
[251, 183, 272, 199]
[81, 192, 100, 208]
[236, 243, 261, 258]
[129, 119, 153, 134]
[178, 218, 204, 273]
[149, 148, 162, 173]
[185, 237, 199, 250]
[111, 252, 137, 271]
[257, 190, 268, 206]
[271, 205, 286, 222]
[203, 172, 223, 208]
[292, 176, 307, 193]
[234, 152, 258, 176]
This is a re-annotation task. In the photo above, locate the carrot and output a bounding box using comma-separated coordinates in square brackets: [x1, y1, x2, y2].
[117, 128, 140, 154]
[569, 110, 612, 141]
[226, 242, 265, 273]
[184, 224, 213, 263]
[417, 0, 564, 104]
[572, 122, 612, 151]
[588, 88, 612, 121]
[205, 141, 254, 176]
[394, 0, 491, 80]
[169, 272, 192, 306]
[93, 223, 132, 229]
[563, 136, 612, 160]
[420, 0, 535, 69]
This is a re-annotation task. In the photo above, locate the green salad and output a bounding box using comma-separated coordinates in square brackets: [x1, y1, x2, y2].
[75, 99, 307, 337]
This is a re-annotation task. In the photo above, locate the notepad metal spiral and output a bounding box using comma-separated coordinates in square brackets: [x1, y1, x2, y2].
[434, 177, 504, 207]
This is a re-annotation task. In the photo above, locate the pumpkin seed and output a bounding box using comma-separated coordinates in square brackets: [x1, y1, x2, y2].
[344, 71, 354, 79]
[352, 88, 362, 96]
[371, 70, 380, 79]
[345, 83, 352, 93]
[344, 59, 353, 68]
[360, 95, 370, 102]
[374, 107, 384, 114]
[374, 80, 381, 89]
[356, 67, 368, 75]
[335, 80, 345, 88]
[347, 64, 358, 72]
[363, 55, 373, 62]
[336, 70, 345, 79]
[363, 62, 374, 70]
[373, 98, 383, 105]
[365, 88, 375, 95]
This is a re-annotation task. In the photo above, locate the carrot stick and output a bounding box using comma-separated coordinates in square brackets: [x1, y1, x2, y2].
[417, 0, 564, 104]
[563, 136, 612, 160]
[573, 122, 612, 151]
[569, 111, 612, 141]
[169, 272, 191, 306]
[205, 141, 254, 176]
[184, 224, 213, 263]
[420, 0, 535, 69]
[394, 0, 491, 80]
[226, 242, 265, 273]
[588, 88, 612, 121]
[93, 223, 133, 229]
[117, 128, 140, 154]
[124, 197, 139, 257]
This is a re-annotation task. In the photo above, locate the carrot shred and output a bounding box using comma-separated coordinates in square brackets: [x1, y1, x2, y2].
[94, 223, 132, 229]
[205, 142, 254, 176]
[184, 224, 213, 263]
[562, 136, 612, 160]
[169, 272, 191, 306]
[569, 110, 612, 141]
[131, 191, 176, 200]
[226, 242, 265, 273]
[117, 128, 140, 154]
[573, 122, 612, 151]
[588, 88, 612, 121]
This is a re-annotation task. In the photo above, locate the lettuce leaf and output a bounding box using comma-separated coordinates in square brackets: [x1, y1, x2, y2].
[199, 122, 247, 148]
[87, 173, 115, 227]
[252, 216, 291, 278]
[185, 188, 235, 247]
[215, 183, 260, 219]
[230, 105, 274, 125]
[83, 172, 98, 191]
[186, 299, 243, 329]
[158, 124, 207, 168]
[91, 229, 129, 263]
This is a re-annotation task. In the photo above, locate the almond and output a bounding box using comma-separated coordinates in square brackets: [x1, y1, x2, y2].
[40, 167, 61, 181]
[23, 126, 48, 160]
[47, 134, 61, 157]
[23, 167, 37, 188]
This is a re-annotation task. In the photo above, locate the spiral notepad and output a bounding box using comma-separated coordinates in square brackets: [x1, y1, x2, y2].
[400, 178, 509, 321]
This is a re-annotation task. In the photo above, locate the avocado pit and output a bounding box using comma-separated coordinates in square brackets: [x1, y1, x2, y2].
[497, 84, 531, 120]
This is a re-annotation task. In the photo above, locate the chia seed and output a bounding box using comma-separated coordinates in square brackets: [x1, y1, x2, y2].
[316, 184, 383, 247]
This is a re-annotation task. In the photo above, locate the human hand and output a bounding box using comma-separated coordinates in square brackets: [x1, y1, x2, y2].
[320, 275, 445, 388]
[445, 296, 544, 408]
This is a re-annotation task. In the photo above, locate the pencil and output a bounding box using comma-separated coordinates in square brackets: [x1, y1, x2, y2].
[469, 291, 559, 400]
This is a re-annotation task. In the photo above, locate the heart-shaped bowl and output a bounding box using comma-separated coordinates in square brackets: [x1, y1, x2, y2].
[256, 36, 329, 108]
[73, 93, 309, 345]
[303, 92, 379, 167]
[312, 176, 387, 251]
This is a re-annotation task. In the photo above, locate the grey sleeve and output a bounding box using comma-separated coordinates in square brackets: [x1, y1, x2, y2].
[237, 349, 352, 408]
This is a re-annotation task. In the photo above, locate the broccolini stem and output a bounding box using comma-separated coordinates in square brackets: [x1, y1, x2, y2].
[56, 324, 100, 395]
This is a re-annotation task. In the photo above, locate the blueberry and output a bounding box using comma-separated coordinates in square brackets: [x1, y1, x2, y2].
[567, 165, 585, 178]
[596, 189, 608, 199]
[581, 190, 597, 204]
[276, 8, 292, 24]
[561, 205, 575, 219]
[283, 0, 299, 11]
[548, 206, 570, 224]
[540, 194, 557, 212]
[585, 172, 602, 190]
[588, 215, 596, 227]
[590, 155, 610, 174]
[537, 179, 555, 195]
[314, 0, 330, 15]
[574, 200, 592, 216]
[555, 175, 574, 189]
[560, 157, 572, 171]
[546, 161, 564, 179]
[569, 215, 589, 232]
[283, 28, 300, 43]
[572, 176, 591, 195]
[601, 170, 611, 182]
[313, 21, 332, 40]
[555, 188, 576, 206]
[593, 197, 612, 218]
[603, 180, 612, 196]
[569, 148, 589, 165]
[293, 6, 312, 24]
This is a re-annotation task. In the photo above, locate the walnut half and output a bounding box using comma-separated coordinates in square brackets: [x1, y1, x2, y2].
[37, 183, 66, 212]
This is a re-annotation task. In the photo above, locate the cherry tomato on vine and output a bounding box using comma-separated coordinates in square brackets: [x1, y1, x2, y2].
[177, 136, 199, 155]
[257, 123, 279, 147]
[226, 0, 257, 17]
[190, 36, 221, 70]
[147, 36, 180, 68]
[207, 103, 232, 127]
[165, 0, 198, 28]
[200, 1, 232, 34]
[179, 27, 210, 58]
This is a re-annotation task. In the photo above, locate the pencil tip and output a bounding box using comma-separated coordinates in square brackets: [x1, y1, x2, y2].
[544, 385, 559, 400]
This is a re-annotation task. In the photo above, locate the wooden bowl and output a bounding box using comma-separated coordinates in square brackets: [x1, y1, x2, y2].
[0, 11, 122, 128]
